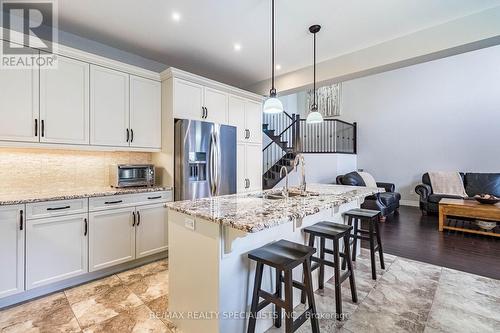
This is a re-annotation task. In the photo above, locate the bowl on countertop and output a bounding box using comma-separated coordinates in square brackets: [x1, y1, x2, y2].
[474, 194, 500, 205]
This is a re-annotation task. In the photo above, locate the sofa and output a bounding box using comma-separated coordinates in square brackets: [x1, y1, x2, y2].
[415, 172, 500, 214]
[336, 171, 401, 221]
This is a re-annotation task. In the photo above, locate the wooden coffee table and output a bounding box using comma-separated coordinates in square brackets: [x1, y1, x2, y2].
[439, 198, 500, 237]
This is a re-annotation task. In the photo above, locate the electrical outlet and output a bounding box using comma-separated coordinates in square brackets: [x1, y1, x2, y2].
[185, 218, 195, 231]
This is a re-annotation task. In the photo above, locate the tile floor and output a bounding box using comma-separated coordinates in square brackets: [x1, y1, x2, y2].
[1, 250, 500, 333]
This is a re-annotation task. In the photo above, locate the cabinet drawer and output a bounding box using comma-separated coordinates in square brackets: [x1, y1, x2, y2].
[26, 199, 88, 220]
[133, 191, 172, 206]
[89, 194, 136, 212]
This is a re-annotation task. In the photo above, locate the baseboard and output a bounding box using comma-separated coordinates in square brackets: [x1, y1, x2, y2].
[0, 251, 168, 310]
[400, 200, 419, 207]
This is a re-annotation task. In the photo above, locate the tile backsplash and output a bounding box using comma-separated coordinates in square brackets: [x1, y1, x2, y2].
[0, 148, 152, 192]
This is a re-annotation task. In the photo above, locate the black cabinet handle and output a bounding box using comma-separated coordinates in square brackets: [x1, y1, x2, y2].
[47, 205, 70, 211]
[130, 129, 134, 142]
[147, 196, 161, 200]
[247, 129, 251, 139]
[201, 107, 205, 118]
[84, 218, 88, 236]
[35, 119, 38, 137]
[41, 120, 45, 137]
[104, 200, 122, 205]
[132, 211, 136, 227]
[205, 107, 208, 119]
[20, 210, 23, 231]
[126, 128, 129, 142]
[137, 211, 141, 226]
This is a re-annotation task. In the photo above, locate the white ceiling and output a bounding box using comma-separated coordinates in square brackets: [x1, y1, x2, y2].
[49, 0, 500, 88]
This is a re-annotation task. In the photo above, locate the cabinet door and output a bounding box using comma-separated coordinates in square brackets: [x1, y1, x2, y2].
[0, 48, 39, 142]
[130, 76, 161, 148]
[204, 87, 227, 124]
[0, 205, 25, 298]
[136, 203, 168, 258]
[26, 213, 88, 289]
[245, 143, 263, 192]
[228, 96, 246, 142]
[173, 78, 204, 121]
[89, 207, 135, 272]
[237, 143, 247, 193]
[90, 65, 129, 147]
[40, 55, 89, 144]
[245, 100, 263, 143]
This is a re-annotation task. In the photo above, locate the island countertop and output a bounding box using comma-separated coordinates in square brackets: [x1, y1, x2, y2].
[167, 184, 383, 233]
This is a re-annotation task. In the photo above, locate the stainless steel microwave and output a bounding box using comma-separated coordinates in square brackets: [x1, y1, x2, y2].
[110, 164, 155, 188]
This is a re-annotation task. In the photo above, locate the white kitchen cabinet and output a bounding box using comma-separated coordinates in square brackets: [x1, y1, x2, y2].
[173, 78, 204, 121]
[228, 95, 262, 144]
[40, 54, 90, 145]
[204, 87, 228, 124]
[90, 65, 130, 147]
[228, 96, 246, 142]
[0, 48, 39, 142]
[135, 203, 168, 258]
[26, 213, 88, 289]
[0, 205, 25, 298]
[237, 143, 262, 193]
[89, 207, 136, 272]
[130, 76, 162, 148]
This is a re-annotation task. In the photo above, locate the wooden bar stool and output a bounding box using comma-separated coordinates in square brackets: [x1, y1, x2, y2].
[342, 208, 385, 280]
[301, 221, 357, 320]
[247, 239, 320, 333]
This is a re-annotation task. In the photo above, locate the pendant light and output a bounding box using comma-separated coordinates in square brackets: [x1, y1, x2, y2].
[306, 24, 324, 124]
[263, 0, 284, 114]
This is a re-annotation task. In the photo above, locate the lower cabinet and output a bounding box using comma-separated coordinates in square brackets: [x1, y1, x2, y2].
[135, 203, 168, 258]
[89, 207, 136, 272]
[89, 203, 168, 272]
[0, 205, 25, 298]
[26, 213, 88, 289]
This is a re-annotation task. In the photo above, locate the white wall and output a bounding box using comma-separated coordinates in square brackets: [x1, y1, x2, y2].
[341, 44, 500, 203]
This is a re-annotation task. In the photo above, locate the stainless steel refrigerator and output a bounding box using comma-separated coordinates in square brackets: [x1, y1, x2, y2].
[174, 119, 237, 201]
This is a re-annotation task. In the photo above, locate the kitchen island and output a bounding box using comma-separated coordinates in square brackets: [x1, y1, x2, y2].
[166, 184, 382, 333]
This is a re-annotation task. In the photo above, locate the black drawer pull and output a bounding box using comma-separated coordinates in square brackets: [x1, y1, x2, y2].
[147, 196, 161, 200]
[104, 200, 123, 205]
[84, 218, 88, 236]
[47, 205, 70, 211]
[20, 210, 23, 231]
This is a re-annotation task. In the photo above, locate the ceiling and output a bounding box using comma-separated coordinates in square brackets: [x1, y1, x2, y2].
[45, 0, 500, 88]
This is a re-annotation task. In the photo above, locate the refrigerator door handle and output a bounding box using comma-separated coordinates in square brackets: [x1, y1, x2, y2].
[214, 130, 221, 196]
[209, 131, 217, 196]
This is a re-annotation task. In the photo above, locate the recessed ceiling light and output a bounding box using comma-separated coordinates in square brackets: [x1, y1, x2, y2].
[233, 43, 242, 51]
[171, 11, 181, 22]
[276, 64, 281, 70]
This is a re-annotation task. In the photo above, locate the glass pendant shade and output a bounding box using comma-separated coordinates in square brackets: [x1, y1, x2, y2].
[263, 96, 284, 114]
[306, 106, 323, 123]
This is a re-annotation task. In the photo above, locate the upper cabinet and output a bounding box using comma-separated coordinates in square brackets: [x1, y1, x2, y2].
[40, 55, 90, 145]
[228, 95, 262, 144]
[173, 78, 228, 123]
[90, 65, 130, 147]
[0, 48, 39, 142]
[129, 76, 162, 149]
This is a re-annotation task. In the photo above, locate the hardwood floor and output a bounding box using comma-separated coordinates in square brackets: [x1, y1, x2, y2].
[365, 206, 500, 280]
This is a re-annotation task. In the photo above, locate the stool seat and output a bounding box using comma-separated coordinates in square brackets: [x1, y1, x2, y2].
[344, 208, 380, 219]
[248, 239, 316, 270]
[303, 221, 352, 239]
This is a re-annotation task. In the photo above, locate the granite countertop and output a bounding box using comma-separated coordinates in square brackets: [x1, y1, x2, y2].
[167, 184, 383, 233]
[0, 186, 173, 205]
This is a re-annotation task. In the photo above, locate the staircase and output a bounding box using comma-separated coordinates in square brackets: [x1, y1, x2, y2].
[262, 112, 357, 190]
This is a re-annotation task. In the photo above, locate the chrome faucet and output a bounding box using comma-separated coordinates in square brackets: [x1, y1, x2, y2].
[280, 166, 289, 197]
[293, 154, 307, 195]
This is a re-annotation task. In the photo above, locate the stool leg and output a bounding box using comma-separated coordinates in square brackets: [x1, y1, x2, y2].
[374, 218, 385, 269]
[333, 238, 343, 319]
[274, 268, 282, 328]
[318, 237, 325, 290]
[352, 218, 359, 262]
[342, 216, 353, 270]
[369, 220, 377, 280]
[248, 262, 264, 333]
[284, 269, 294, 333]
[303, 258, 320, 333]
[301, 234, 315, 304]
[344, 234, 358, 303]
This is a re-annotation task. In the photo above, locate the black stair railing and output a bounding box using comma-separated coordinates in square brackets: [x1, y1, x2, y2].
[298, 119, 357, 154]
